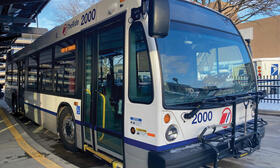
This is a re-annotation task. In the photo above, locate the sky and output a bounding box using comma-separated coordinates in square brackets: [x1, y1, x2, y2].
[29, 0, 277, 31]
[29, 0, 59, 30]
[29, 0, 98, 30]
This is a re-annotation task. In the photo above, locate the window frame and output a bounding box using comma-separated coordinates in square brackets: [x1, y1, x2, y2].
[128, 21, 154, 104]
[53, 37, 78, 97]
[11, 62, 18, 86]
[6, 63, 13, 85]
[39, 47, 54, 93]
[24, 34, 81, 99]
[27, 54, 39, 92]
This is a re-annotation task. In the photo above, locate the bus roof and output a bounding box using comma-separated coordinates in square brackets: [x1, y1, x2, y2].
[11, 0, 237, 62]
[11, 0, 141, 61]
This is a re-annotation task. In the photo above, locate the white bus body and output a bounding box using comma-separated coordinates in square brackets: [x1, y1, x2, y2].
[5, 0, 266, 167]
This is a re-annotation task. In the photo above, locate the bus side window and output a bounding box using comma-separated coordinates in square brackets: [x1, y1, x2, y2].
[7, 64, 13, 85]
[129, 22, 153, 104]
[12, 63, 18, 86]
[27, 56, 38, 91]
[54, 39, 77, 95]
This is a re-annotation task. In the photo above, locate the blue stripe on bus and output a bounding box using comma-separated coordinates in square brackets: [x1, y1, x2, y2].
[124, 137, 199, 152]
[24, 102, 57, 116]
[24, 102, 255, 152]
[124, 120, 254, 152]
[24, 102, 83, 126]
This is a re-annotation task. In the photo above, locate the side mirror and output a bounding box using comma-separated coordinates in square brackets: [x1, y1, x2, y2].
[245, 39, 252, 54]
[148, 0, 170, 38]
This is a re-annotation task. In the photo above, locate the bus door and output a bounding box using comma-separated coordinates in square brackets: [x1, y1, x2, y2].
[83, 15, 125, 159]
[83, 31, 96, 147]
[94, 19, 124, 159]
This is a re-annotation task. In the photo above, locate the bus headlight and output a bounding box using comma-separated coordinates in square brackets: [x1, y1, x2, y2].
[165, 125, 178, 142]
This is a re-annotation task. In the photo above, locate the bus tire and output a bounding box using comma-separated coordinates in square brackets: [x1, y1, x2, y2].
[58, 106, 77, 152]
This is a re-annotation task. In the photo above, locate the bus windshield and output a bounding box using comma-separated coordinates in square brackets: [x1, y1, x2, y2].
[157, 21, 256, 107]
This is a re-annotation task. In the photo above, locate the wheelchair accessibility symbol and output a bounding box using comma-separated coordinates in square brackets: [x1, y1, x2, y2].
[271, 64, 279, 76]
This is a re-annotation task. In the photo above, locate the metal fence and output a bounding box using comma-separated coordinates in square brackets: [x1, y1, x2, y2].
[257, 75, 280, 103]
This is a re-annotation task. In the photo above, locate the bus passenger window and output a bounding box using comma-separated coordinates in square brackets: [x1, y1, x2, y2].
[12, 63, 18, 86]
[39, 48, 53, 92]
[6, 64, 13, 85]
[27, 56, 38, 90]
[129, 22, 153, 104]
[54, 39, 76, 95]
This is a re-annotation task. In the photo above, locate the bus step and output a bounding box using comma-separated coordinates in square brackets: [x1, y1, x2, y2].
[83, 144, 123, 168]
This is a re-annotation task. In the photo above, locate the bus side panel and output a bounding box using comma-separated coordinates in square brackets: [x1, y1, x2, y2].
[24, 91, 83, 149]
[24, 91, 43, 125]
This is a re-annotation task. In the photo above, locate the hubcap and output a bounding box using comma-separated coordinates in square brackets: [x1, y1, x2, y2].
[62, 115, 75, 144]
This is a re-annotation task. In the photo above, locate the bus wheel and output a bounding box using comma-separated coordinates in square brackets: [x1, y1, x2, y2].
[58, 106, 77, 152]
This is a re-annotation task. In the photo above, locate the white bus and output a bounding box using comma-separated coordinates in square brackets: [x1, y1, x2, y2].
[5, 0, 266, 167]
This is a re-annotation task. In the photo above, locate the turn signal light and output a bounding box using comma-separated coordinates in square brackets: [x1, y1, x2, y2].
[164, 114, 170, 124]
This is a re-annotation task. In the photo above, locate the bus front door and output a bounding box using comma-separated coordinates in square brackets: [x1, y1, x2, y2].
[94, 20, 124, 159]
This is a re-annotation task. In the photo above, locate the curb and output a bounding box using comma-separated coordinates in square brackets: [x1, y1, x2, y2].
[259, 110, 280, 116]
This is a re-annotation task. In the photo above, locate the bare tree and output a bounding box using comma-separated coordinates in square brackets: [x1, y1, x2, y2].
[54, 0, 98, 23]
[192, 0, 280, 24]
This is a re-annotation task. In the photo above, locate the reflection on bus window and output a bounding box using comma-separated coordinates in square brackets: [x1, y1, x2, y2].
[27, 56, 38, 90]
[12, 63, 18, 86]
[157, 22, 256, 106]
[129, 22, 153, 104]
[6, 64, 13, 85]
[40, 48, 53, 92]
[55, 39, 76, 95]
[97, 22, 124, 155]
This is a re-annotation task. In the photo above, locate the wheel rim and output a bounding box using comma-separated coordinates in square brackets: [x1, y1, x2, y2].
[62, 114, 75, 144]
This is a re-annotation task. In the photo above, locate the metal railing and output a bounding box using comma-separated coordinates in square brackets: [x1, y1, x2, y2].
[257, 75, 280, 103]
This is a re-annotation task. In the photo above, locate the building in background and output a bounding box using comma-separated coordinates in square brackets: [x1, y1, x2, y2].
[238, 15, 280, 59]
[238, 15, 280, 76]
[10, 33, 42, 54]
[0, 33, 43, 86]
[0, 0, 50, 89]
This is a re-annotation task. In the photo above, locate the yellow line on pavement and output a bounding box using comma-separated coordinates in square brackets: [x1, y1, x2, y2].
[0, 120, 3, 124]
[0, 109, 62, 168]
[0, 123, 18, 134]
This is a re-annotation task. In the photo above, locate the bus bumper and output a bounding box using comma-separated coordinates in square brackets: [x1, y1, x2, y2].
[148, 119, 266, 168]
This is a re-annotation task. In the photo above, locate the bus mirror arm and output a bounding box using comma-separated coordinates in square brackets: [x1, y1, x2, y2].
[245, 39, 252, 55]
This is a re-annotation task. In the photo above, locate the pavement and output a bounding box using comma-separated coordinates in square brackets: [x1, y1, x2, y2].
[218, 114, 280, 168]
[0, 100, 77, 168]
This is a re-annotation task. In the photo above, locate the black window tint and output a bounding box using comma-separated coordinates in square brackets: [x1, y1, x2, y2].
[129, 22, 153, 103]
[28, 56, 38, 90]
[54, 39, 76, 95]
[12, 63, 18, 86]
[39, 48, 53, 92]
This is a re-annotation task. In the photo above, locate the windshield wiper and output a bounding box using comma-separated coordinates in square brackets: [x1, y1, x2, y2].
[183, 91, 266, 120]
[183, 96, 228, 119]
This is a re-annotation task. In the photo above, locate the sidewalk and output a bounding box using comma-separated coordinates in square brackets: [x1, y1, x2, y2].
[0, 101, 77, 168]
[259, 102, 280, 116]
